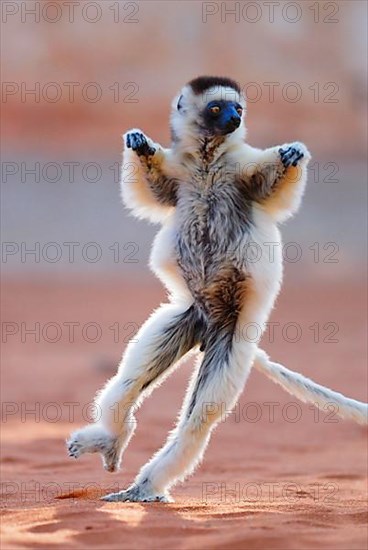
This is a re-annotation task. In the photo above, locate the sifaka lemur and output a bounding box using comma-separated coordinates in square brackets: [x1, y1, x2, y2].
[67, 76, 368, 503]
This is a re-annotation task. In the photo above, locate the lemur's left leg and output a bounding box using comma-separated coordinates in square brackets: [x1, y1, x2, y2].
[102, 274, 256, 503]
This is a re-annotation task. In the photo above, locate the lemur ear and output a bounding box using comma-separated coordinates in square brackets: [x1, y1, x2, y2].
[177, 95, 184, 111]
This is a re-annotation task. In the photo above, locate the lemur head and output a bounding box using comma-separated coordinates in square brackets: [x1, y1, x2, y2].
[171, 76, 246, 147]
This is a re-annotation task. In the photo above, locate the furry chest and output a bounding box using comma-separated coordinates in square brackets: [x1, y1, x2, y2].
[175, 187, 251, 284]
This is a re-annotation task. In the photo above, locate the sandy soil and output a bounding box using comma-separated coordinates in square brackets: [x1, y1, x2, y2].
[1, 277, 367, 549]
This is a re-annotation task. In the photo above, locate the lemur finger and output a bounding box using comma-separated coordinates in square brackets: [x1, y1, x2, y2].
[136, 133, 144, 146]
[279, 146, 305, 168]
[292, 152, 304, 167]
[284, 147, 296, 160]
[126, 132, 143, 150]
[279, 146, 293, 156]
[286, 150, 303, 167]
[280, 147, 295, 167]
[279, 146, 294, 161]
[130, 133, 142, 149]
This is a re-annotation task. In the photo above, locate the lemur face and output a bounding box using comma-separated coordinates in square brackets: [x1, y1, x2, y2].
[202, 99, 243, 136]
[171, 76, 246, 143]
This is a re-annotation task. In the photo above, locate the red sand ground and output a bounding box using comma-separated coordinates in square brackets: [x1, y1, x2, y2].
[1, 277, 367, 549]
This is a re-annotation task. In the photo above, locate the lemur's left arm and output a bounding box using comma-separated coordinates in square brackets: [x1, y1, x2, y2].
[121, 130, 179, 223]
[235, 142, 311, 222]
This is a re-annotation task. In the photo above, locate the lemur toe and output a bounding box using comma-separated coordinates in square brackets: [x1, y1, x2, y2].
[101, 484, 172, 503]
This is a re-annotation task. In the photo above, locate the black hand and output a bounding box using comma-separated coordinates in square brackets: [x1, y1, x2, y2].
[126, 132, 156, 157]
[279, 146, 304, 168]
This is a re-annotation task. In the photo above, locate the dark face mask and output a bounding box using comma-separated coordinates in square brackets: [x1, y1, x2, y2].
[202, 100, 242, 136]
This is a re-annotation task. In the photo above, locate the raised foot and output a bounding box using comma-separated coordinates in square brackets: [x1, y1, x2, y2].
[101, 483, 173, 503]
[66, 424, 122, 472]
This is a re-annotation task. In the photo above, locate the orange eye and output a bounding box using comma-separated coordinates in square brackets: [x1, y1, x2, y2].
[236, 107, 243, 116]
[210, 105, 221, 114]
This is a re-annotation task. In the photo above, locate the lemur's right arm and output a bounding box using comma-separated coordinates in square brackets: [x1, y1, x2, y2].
[121, 130, 179, 223]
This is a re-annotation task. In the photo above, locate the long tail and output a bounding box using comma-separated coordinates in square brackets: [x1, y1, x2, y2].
[254, 349, 368, 425]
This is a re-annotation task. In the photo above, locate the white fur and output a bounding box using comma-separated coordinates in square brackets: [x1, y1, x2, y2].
[255, 349, 368, 425]
[121, 129, 180, 224]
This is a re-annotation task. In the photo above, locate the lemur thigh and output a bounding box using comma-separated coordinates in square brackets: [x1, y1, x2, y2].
[122, 130, 179, 223]
[68, 303, 205, 471]
[96, 302, 205, 433]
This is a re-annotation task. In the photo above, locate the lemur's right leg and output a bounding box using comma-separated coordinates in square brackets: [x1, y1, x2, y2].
[67, 303, 205, 472]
